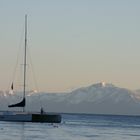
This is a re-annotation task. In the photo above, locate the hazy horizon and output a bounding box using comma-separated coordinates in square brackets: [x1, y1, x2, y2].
[0, 0, 140, 92]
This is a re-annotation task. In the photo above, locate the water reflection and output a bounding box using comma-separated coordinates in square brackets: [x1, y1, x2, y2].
[20, 123, 25, 140]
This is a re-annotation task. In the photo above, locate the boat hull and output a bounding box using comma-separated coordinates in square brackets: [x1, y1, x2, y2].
[0, 112, 61, 123]
[32, 114, 61, 123]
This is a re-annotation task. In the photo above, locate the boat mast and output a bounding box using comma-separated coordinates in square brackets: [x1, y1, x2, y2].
[23, 15, 27, 112]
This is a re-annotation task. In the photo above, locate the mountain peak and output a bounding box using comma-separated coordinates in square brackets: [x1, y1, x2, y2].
[101, 82, 106, 87]
[91, 82, 115, 88]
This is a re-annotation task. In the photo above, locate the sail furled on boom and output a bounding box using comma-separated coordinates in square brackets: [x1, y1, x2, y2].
[8, 98, 25, 107]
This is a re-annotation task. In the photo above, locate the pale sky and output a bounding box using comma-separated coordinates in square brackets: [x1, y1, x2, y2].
[0, 0, 140, 92]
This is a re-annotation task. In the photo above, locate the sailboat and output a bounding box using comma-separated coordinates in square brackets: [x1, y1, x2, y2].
[0, 15, 61, 123]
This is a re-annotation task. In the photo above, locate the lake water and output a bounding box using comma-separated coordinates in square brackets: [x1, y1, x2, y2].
[0, 114, 140, 140]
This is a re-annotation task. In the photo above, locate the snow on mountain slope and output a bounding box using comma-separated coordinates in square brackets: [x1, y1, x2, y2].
[0, 83, 140, 115]
[67, 83, 130, 104]
[51, 82, 140, 115]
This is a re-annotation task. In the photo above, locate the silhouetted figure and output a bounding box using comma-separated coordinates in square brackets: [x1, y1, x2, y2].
[41, 107, 44, 114]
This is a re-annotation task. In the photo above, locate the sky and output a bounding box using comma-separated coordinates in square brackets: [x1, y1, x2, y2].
[0, 0, 140, 92]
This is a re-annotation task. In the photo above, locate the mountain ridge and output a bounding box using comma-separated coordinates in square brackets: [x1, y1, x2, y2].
[0, 82, 140, 115]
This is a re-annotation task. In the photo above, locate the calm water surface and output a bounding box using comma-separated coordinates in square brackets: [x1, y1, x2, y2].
[0, 114, 140, 140]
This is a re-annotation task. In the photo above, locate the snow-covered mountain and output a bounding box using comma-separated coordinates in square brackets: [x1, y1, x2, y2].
[1, 82, 140, 115]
